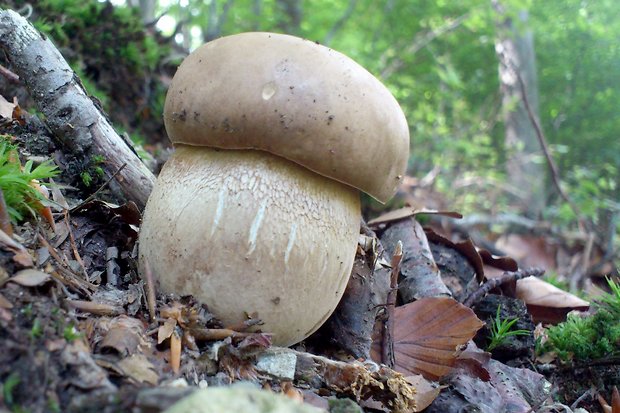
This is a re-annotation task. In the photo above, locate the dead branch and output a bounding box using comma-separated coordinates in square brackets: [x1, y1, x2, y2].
[0, 10, 155, 209]
[463, 267, 545, 308]
[382, 241, 402, 368]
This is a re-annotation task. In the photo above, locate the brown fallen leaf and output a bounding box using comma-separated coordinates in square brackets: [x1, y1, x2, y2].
[0, 94, 15, 119]
[0, 292, 13, 309]
[117, 353, 159, 385]
[0, 228, 34, 267]
[158, 318, 177, 344]
[368, 207, 462, 227]
[597, 386, 619, 413]
[10, 268, 51, 286]
[98, 315, 146, 356]
[404, 374, 441, 411]
[516, 276, 590, 323]
[373, 297, 484, 381]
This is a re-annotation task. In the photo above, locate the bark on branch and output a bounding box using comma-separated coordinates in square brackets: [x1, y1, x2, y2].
[0, 9, 155, 209]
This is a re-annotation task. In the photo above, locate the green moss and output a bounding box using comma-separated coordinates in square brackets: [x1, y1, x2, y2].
[541, 277, 620, 362]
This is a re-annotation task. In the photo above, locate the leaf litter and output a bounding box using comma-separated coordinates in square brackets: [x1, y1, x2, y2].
[0, 107, 613, 413]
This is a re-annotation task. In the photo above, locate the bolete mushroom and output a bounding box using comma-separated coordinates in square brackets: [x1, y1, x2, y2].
[139, 32, 409, 346]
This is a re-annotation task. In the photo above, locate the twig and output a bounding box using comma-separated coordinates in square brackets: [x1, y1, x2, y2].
[382, 240, 403, 368]
[69, 163, 127, 212]
[63, 210, 89, 281]
[0, 63, 19, 83]
[142, 259, 157, 321]
[463, 267, 545, 308]
[0, 187, 13, 236]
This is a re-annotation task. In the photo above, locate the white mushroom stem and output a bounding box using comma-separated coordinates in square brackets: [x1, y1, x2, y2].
[139, 145, 360, 346]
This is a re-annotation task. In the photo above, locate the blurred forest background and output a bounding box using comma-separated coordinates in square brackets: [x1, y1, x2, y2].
[1, 0, 619, 274]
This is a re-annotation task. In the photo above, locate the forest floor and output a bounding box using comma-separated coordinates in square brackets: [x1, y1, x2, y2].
[0, 97, 618, 413]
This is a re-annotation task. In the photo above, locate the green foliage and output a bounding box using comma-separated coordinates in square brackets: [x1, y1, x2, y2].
[63, 324, 83, 342]
[2, 373, 20, 407]
[0, 137, 58, 222]
[29, 318, 43, 339]
[542, 277, 620, 362]
[486, 305, 530, 352]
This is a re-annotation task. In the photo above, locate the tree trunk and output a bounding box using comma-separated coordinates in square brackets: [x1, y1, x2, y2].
[494, 2, 546, 217]
[0, 10, 155, 209]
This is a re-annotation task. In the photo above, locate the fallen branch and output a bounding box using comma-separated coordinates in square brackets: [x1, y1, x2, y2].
[0, 9, 155, 208]
[463, 267, 545, 308]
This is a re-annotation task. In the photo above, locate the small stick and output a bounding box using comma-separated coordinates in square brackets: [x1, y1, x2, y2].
[64, 210, 89, 281]
[142, 259, 157, 321]
[0, 64, 20, 83]
[463, 267, 545, 308]
[70, 163, 127, 212]
[0, 188, 13, 236]
[382, 240, 403, 368]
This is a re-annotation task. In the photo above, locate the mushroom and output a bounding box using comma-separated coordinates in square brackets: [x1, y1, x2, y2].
[139, 32, 409, 346]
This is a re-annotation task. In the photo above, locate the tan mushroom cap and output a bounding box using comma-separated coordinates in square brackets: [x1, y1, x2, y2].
[164, 32, 410, 203]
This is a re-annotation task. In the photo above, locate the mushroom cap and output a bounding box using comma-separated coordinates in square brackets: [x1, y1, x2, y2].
[140, 146, 360, 346]
[164, 32, 409, 203]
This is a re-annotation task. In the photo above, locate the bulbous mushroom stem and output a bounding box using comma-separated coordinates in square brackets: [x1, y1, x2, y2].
[139, 145, 361, 346]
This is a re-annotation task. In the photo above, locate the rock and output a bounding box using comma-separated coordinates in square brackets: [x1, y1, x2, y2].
[163, 385, 325, 413]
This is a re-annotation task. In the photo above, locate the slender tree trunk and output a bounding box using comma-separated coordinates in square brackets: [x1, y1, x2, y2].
[276, 0, 302, 34]
[493, 2, 546, 217]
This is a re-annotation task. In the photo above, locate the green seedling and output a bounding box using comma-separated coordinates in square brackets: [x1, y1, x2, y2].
[63, 324, 83, 342]
[0, 137, 58, 222]
[29, 318, 43, 340]
[486, 305, 530, 352]
[2, 372, 20, 406]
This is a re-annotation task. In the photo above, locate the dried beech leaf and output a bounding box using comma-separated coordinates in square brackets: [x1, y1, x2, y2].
[478, 249, 518, 272]
[10, 268, 51, 286]
[158, 318, 177, 344]
[99, 316, 146, 356]
[425, 228, 485, 282]
[516, 277, 590, 323]
[404, 374, 441, 411]
[368, 207, 462, 226]
[117, 353, 159, 385]
[0, 292, 13, 309]
[0, 229, 34, 267]
[0, 94, 15, 119]
[391, 297, 484, 381]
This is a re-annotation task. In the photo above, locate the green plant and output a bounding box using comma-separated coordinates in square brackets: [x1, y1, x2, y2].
[2, 372, 20, 406]
[29, 318, 43, 340]
[0, 138, 58, 222]
[541, 277, 620, 362]
[63, 324, 83, 342]
[486, 305, 531, 352]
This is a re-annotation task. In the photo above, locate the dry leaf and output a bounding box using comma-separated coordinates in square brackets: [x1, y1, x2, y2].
[117, 354, 159, 385]
[404, 374, 441, 411]
[158, 318, 177, 344]
[0, 292, 13, 309]
[10, 268, 51, 286]
[99, 315, 146, 356]
[0, 229, 34, 267]
[0, 94, 15, 119]
[373, 297, 484, 381]
[425, 228, 485, 283]
[368, 207, 462, 226]
[516, 276, 590, 323]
